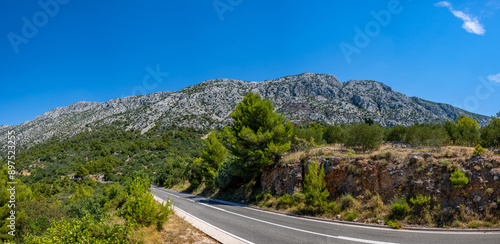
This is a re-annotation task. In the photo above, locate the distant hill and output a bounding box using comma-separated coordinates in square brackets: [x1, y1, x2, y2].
[0, 73, 490, 148]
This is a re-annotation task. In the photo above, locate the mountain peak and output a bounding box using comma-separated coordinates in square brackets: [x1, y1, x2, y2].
[0, 73, 491, 148]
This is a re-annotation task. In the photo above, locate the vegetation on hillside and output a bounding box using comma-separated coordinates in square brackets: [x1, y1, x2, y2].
[1, 91, 499, 242]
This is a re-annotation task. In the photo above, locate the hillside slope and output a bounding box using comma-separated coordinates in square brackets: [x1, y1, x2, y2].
[0, 73, 490, 148]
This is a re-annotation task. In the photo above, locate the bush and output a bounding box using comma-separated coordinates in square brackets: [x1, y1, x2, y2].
[340, 194, 355, 210]
[473, 144, 486, 156]
[69, 196, 105, 221]
[450, 169, 469, 189]
[480, 117, 500, 148]
[386, 126, 407, 142]
[119, 176, 173, 229]
[468, 221, 480, 228]
[410, 194, 431, 217]
[386, 219, 402, 229]
[343, 123, 384, 151]
[406, 124, 450, 147]
[323, 125, 345, 144]
[344, 211, 358, 221]
[293, 122, 325, 149]
[24, 214, 130, 244]
[390, 198, 410, 218]
[277, 194, 295, 208]
[410, 194, 431, 208]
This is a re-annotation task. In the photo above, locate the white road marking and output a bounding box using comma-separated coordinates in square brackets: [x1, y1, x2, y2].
[155, 189, 398, 244]
[197, 202, 398, 244]
[156, 188, 499, 236]
[175, 206, 254, 244]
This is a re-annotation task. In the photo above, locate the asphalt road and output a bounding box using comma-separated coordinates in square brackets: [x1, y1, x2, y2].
[151, 186, 500, 244]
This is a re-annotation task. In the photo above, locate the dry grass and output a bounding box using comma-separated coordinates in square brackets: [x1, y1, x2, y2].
[129, 213, 219, 244]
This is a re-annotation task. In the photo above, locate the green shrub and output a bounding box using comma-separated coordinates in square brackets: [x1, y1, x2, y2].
[473, 144, 486, 156]
[277, 194, 295, 208]
[406, 124, 450, 147]
[439, 160, 450, 167]
[410, 194, 431, 209]
[343, 123, 384, 151]
[24, 214, 130, 244]
[468, 221, 480, 228]
[119, 176, 173, 229]
[329, 201, 341, 214]
[292, 192, 306, 202]
[69, 195, 105, 221]
[480, 117, 500, 148]
[390, 198, 410, 218]
[324, 125, 345, 144]
[340, 194, 355, 210]
[386, 126, 407, 142]
[386, 219, 402, 229]
[450, 169, 469, 189]
[344, 211, 358, 221]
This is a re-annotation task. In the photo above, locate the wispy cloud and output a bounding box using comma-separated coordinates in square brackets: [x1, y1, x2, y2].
[435, 1, 486, 35]
[487, 73, 500, 83]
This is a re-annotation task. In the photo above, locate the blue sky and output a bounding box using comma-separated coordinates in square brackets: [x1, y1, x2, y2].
[1, 0, 499, 126]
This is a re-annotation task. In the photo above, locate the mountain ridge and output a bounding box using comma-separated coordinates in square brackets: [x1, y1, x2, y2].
[0, 73, 491, 148]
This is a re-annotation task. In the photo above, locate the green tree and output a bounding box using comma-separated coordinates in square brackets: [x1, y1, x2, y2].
[225, 92, 294, 178]
[344, 123, 384, 151]
[74, 165, 89, 178]
[304, 160, 330, 209]
[480, 117, 500, 148]
[386, 125, 408, 142]
[406, 124, 450, 147]
[292, 122, 326, 151]
[119, 176, 173, 229]
[323, 125, 345, 144]
[455, 115, 480, 146]
[0, 165, 32, 241]
[200, 132, 227, 182]
[450, 169, 469, 189]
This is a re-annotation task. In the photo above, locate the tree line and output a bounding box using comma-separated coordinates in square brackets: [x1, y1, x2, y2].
[187, 92, 500, 191]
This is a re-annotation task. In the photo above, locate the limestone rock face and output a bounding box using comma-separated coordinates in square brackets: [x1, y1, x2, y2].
[0, 73, 490, 148]
[261, 153, 500, 212]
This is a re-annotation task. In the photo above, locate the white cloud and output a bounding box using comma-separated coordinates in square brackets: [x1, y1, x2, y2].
[487, 73, 500, 83]
[435, 1, 486, 35]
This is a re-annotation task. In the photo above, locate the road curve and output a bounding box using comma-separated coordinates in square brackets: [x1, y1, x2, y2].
[151, 186, 500, 244]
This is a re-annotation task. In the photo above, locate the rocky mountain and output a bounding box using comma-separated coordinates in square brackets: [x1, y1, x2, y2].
[0, 73, 491, 148]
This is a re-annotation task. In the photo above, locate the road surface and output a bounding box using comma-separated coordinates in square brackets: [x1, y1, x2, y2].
[151, 186, 500, 244]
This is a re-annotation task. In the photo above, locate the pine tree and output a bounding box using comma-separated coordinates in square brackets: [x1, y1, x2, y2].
[225, 92, 294, 178]
[200, 132, 226, 182]
[304, 160, 329, 208]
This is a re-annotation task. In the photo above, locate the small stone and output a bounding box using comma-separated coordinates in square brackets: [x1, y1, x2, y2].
[353, 219, 359, 222]
[377, 220, 384, 225]
[337, 214, 342, 219]
[494, 176, 499, 181]
[409, 155, 423, 164]
[474, 196, 481, 202]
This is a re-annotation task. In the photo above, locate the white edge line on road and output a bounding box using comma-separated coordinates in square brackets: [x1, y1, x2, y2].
[153, 194, 254, 244]
[152, 188, 398, 244]
[156, 188, 499, 236]
[197, 201, 398, 244]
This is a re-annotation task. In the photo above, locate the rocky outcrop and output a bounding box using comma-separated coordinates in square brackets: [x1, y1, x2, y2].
[262, 152, 500, 212]
[0, 73, 491, 148]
